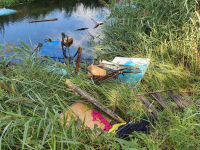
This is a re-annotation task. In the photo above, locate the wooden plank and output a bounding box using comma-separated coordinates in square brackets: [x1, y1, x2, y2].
[179, 92, 193, 105]
[137, 95, 158, 118]
[65, 80, 125, 123]
[167, 91, 185, 109]
[179, 92, 190, 99]
[155, 93, 172, 111]
[179, 92, 199, 111]
[29, 18, 58, 23]
[137, 89, 177, 96]
[173, 94, 189, 107]
[151, 93, 172, 111]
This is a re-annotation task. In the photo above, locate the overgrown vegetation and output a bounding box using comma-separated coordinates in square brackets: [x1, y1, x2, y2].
[0, 0, 200, 149]
[0, 0, 33, 7]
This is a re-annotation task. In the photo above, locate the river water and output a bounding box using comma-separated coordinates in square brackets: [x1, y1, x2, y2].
[0, 0, 108, 50]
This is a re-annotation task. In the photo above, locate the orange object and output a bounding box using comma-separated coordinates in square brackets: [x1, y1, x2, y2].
[61, 37, 73, 47]
[87, 64, 107, 78]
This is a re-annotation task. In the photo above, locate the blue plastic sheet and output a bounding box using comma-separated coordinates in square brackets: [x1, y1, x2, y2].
[40, 41, 93, 62]
[0, 8, 18, 16]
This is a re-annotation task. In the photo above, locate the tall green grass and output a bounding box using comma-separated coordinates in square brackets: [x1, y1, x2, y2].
[96, 0, 200, 149]
[0, 43, 145, 149]
[0, 0, 200, 149]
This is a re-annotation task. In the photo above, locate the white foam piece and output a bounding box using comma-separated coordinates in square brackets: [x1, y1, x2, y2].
[112, 57, 150, 66]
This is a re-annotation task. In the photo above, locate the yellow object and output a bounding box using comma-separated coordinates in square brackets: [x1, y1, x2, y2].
[87, 64, 107, 78]
[61, 37, 73, 47]
[11, 81, 15, 93]
[108, 122, 126, 133]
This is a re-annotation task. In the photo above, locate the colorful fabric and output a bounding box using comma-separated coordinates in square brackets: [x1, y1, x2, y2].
[116, 117, 154, 137]
[91, 110, 112, 131]
[108, 123, 126, 134]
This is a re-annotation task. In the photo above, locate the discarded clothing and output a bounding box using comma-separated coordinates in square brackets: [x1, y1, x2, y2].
[91, 110, 112, 131]
[108, 122, 126, 134]
[116, 117, 153, 137]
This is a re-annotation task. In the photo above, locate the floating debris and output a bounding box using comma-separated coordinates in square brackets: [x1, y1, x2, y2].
[75, 28, 89, 31]
[29, 18, 58, 23]
[0, 8, 17, 16]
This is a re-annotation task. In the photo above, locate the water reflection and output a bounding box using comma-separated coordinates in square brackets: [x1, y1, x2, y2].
[0, 0, 108, 47]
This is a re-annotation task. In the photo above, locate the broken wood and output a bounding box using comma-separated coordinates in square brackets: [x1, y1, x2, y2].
[73, 18, 101, 48]
[137, 95, 158, 118]
[75, 28, 89, 31]
[137, 89, 199, 117]
[151, 93, 172, 112]
[29, 18, 58, 23]
[179, 92, 199, 111]
[75, 47, 82, 75]
[137, 89, 178, 96]
[179, 92, 193, 105]
[173, 93, 189, 107]
[65, 80, 125, 123]
[91, 18, 103, 29]
[167, 91, 186, 109]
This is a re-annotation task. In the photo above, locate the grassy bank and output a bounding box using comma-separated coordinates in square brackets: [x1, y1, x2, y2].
[0, 0, 200, 149]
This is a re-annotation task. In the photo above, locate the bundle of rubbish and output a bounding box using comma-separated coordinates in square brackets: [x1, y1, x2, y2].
[60, 101, 154, 137]
[87, 57, 150, 86]
[33, 33, 99, 65]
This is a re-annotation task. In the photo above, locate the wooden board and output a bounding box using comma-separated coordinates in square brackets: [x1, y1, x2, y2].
[167, 91, 186, 109]
[29, 18, 58, 23]
[137, 95, 158, 118]
[137, 90, 199, 118]
[179, 92, 199, 111]
[151, 93, 172, 111]
[60, 102, 110, 130]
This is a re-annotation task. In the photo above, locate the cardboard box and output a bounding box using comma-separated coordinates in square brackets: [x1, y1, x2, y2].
[87, 64, 107, 78]
[60, 101, 110, 130]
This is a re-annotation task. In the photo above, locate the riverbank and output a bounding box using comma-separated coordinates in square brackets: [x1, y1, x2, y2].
[0, 0, 199, 149]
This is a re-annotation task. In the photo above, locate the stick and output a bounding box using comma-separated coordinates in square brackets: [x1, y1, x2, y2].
[73, 18, 100, 48]
[29, 18, 58, 23]
[65, 80, 125, 123]
[75, 47, 82, 75]
[136, 89, 178, 96]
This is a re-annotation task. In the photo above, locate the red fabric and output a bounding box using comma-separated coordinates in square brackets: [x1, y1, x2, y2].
[91, 110, 112, 131]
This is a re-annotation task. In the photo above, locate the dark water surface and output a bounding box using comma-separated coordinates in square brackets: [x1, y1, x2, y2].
[0, 0, 108, 49]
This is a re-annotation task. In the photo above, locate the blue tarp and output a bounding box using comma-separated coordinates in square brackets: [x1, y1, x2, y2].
[40, 40, 93, 62]
[0, 8, 18, 16]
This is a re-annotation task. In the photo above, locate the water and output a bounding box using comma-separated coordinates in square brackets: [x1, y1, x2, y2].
[0, 0, 108, 49]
